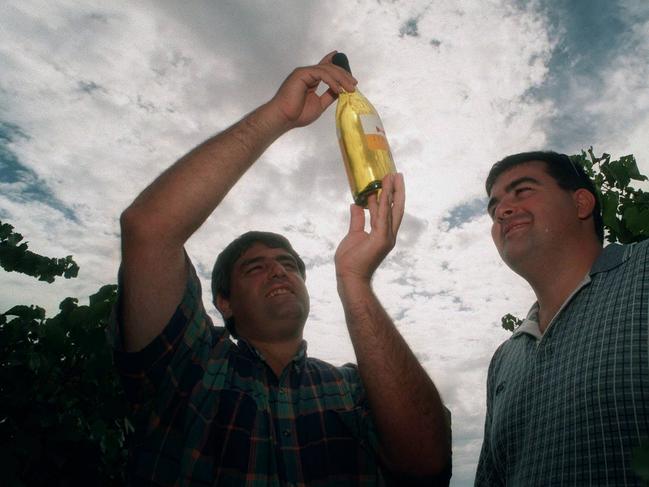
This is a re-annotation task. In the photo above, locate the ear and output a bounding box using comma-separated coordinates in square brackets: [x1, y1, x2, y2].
[215, 294, 233, 319]
[574, 188, 596, 220]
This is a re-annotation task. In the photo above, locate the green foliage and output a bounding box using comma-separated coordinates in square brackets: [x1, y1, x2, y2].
[500, 149, 648, 332]
[500, 313, 523, 332]
[0, 221, 80, 282]
[0, 224, 130, 485]
[572, 148, 649, 244]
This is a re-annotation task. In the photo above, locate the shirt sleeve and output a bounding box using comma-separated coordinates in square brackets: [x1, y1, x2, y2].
[107, 255, 228, 411]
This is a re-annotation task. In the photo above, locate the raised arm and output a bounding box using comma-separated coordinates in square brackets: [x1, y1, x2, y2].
[119, 52, 357, 352]
[334, 173, 451, 476]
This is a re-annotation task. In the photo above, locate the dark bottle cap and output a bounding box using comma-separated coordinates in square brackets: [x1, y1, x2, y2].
[332, 52, 352, 74]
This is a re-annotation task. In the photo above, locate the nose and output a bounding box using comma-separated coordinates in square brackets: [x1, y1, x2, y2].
[494, 199, 516, 222]
[268, 260, 287, 278]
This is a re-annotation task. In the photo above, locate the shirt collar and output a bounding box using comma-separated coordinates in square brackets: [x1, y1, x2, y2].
[236, 337, 308, 366]
[514, 303, 543, 340]
[589, 243, 627, 275]
[512, 243, 626, 340]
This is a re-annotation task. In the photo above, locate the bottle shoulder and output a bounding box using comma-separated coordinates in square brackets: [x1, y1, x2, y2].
[336, 90, 377, 115]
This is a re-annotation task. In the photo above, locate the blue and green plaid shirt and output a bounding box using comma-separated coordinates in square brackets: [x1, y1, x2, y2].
[476, 239, 649, 486]
[110, 260, 444, 486]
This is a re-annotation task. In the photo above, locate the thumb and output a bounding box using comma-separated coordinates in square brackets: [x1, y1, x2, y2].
[318, 87, 338, 111]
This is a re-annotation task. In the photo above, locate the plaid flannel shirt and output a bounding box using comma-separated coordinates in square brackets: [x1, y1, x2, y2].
[475, 239, 649, 486]
[110, 259, 413, 486]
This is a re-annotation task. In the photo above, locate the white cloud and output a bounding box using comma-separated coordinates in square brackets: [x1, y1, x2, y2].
[14, 1, 649, 485]
[584, 5, 649, 171]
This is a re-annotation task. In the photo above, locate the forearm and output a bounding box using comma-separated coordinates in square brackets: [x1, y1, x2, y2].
[118, 103, 287, 351]
[339, 278, 451, 475]
[122, 101, 288, 245]
[118, 53, 353, 352]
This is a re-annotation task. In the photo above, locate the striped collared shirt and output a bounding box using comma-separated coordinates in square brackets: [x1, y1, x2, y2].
[476, 239, 649, 486]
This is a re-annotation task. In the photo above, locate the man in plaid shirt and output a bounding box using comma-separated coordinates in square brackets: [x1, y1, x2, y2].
[476, 151, 649, 485]
[112, 52, 451, 485]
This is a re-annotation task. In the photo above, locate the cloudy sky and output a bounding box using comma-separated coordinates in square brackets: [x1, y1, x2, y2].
[2, 0, 649, 484]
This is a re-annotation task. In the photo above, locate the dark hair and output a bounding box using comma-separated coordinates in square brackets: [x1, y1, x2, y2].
[211, 231, 306, 337]
[485, 151, 604, 243]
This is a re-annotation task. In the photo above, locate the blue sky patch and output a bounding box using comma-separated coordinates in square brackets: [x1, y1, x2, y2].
[0, 121, 77, 221]
[443, 197, 487, 229]
[520, 0, 644, 150]
[400, 17, 420, 37]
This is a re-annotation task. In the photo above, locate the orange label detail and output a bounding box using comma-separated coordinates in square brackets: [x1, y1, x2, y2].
[366, 134, 389, 151]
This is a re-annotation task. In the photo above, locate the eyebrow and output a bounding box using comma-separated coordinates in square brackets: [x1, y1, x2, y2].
[487, 176, 542, 213]
[238, 253, 298, 270]
[239, 256, 264, 269]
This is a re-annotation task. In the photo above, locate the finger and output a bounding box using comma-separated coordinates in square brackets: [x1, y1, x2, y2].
[367, 191, 380, 231]
[376, 174, 394, 234]
[318, 87, 338, 110]
[318, 51, 338, 64]
[391, 173, 406, 235]
[283, 67, 341, 117]
[304, 65, 356, 96]
[314, 55, 358, 88]
[348, 204, 365, 233]
[318, 52, 358, 84]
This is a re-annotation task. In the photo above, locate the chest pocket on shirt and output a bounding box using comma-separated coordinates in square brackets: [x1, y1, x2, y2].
[296, 407, 374, 482]
[189, 389, 257, 479]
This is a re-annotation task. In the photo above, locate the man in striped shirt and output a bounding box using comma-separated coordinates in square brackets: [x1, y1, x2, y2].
[111, 52, 451, 485]
[476, 151, 649, 485]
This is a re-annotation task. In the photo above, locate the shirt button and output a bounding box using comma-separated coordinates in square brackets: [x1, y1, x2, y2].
[283, 429, 291, 437]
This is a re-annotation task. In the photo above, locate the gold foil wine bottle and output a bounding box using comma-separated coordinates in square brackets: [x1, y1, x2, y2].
[333, 52, 396, 207]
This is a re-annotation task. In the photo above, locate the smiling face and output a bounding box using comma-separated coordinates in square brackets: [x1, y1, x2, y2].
[216, 243, 310, 342]
[487, 160, 586, 273]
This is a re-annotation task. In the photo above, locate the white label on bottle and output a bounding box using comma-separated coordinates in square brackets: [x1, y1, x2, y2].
[360, 114, 389, 151]
[360, 114, 386, 137]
